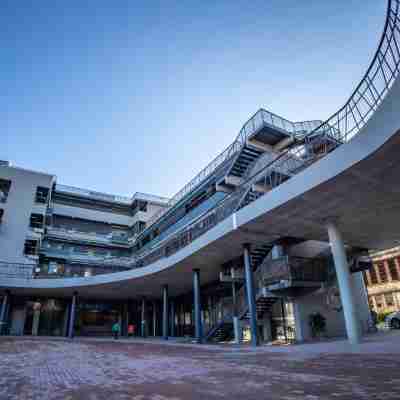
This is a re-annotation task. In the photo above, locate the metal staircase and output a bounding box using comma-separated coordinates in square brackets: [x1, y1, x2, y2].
[240, 293, 278, 321]
[229, 146, 265, 179]
[205, 318, 234, 343]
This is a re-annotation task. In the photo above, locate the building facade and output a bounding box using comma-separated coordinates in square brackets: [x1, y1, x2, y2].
[0, 108, 373, 343]
[364, 247, 400, 313]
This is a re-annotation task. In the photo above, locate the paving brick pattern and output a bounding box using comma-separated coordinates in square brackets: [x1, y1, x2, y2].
[1, 334, 400, 400]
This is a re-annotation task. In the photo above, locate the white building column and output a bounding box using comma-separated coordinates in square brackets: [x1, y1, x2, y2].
[327, 221, 361, 344]
[293, 302, 304, 342]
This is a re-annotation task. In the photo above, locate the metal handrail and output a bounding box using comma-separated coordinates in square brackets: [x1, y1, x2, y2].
[146, 111, 324, 228]
[123, 0, 400, 269]
[23, 0, 400, 278]
[55, 184, 169, 206]
[0, 262, 35, 279]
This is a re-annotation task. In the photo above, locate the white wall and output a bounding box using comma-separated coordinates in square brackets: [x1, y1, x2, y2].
[295, 274, 371, 341]
[0, 166, 55, 264]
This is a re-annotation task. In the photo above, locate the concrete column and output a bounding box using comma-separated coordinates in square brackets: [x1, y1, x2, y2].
[193, 269, 203, 343]
[327, 221, 361, 344]
[170, 300, 175, 337]
[162, 285, 169, 340]
[231, 281, 241, 343]
[293, 302, 304, 342]
[0, 291, 10, 335]
[243, 244, 259, 347]
[32, 304, 41, 336]
[152, 301, 157, 337]
[68, 292, 77, 339]
[141, 298, 147, 337]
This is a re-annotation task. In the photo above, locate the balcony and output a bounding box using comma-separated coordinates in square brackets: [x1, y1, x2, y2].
[40, 242, 132, 267]
[257, 256, 328, 291]
[46, 226, 131, 247]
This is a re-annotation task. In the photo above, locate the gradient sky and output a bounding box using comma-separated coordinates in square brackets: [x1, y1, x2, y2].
[1, 0, 386, 198]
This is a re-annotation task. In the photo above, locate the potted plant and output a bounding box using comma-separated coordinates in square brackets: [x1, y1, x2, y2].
[309, 312, 326, 339]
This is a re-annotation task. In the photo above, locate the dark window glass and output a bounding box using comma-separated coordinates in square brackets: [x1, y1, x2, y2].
[369, 265, 379, 285]
[377, 262, 388, 283]
[388, 259, 399, 281]
[29, 213, 44, 229]
[35, 186, 49, 204]
[385, 293, 395, 307]
[0, 179, 11, 203]
[24, 240, 38, 256]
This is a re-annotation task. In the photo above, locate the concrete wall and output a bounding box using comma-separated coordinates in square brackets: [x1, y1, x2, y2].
[294, 273, 370, 341]
[0, 165, 55, 264]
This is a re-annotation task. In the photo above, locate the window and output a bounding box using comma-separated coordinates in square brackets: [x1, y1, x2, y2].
[377, 262, 388, 283]
[384, 293, 395, 308]
[48, 261, 59, 274]
[139, 201, 147, 212]
[24, 240, 38, 256]
[369, 265, 379, 285]
[376, 295, 384, 309]
[0, 208, 3, 223]
[388, 259, 399, 281]
[29, 213, 44, 229]
[35, 186, 49, 204]
[0, 179, 11, 203]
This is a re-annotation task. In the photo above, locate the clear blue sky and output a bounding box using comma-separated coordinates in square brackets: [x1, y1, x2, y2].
[1, 0, 385, 198]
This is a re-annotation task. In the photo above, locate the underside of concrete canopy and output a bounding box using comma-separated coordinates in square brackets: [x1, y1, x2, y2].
[2, 66, 400, 301]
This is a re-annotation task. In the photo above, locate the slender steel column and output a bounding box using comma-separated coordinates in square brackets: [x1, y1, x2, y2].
[141, 298, 147, 337]
[243, 244, 259, 346]
[327, 221, 361, 344]
[0, 291, 10, 335]
[170, 300, 176, 337]
[68, 292, 77, 339]
[152, 301, 157, 337]
[193, 269, 203, 343]
[162, 285, 169, 340]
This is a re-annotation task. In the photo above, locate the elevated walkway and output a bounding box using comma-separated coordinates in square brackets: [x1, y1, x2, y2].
[1, 0, 400, 306]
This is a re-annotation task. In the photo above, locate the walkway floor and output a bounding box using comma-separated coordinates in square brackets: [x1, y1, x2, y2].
[1, 331, 400, 400]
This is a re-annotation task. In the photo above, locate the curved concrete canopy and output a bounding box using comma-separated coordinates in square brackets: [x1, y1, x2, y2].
[2, 1, 400, 300]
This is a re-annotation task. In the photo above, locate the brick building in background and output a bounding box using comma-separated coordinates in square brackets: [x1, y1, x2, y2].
[365, 246, 400, 313]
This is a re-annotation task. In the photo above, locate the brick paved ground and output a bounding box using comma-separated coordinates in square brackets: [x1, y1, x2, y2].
[1, 332, 400, 400]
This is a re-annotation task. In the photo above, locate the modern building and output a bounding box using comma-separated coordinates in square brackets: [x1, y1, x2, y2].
[1, 0, 399, 346]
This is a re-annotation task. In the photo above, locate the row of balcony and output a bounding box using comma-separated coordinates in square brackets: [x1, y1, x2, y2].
[45, 226, 134, 246]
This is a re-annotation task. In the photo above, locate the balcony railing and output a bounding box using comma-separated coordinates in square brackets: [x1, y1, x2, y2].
[259, 256, 327, 286]
[55, 185, 170, 206]
[0, 262, 35, 279]
[46, 227, 131, 246]
[21, 0, 400, 280]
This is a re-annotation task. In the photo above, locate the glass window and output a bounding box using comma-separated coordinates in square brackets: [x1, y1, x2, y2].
[29, 213, 44, 229]
[385, 293, 395, 307]
[388, 259, 399, 281]
[0, 179, 11, 203]
[24, 240, 38, 256]
[48, 262, 59, 274]
[369, 265, 379, 284]
[35, 186, 49, 204]
[377, 262, 388, 283]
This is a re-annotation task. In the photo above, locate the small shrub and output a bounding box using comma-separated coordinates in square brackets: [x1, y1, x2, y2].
[309, 312, 326, 337]
[377, 310, 392, 324]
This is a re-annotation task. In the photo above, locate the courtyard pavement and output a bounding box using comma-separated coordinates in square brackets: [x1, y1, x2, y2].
[1, 331, 400, 400]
